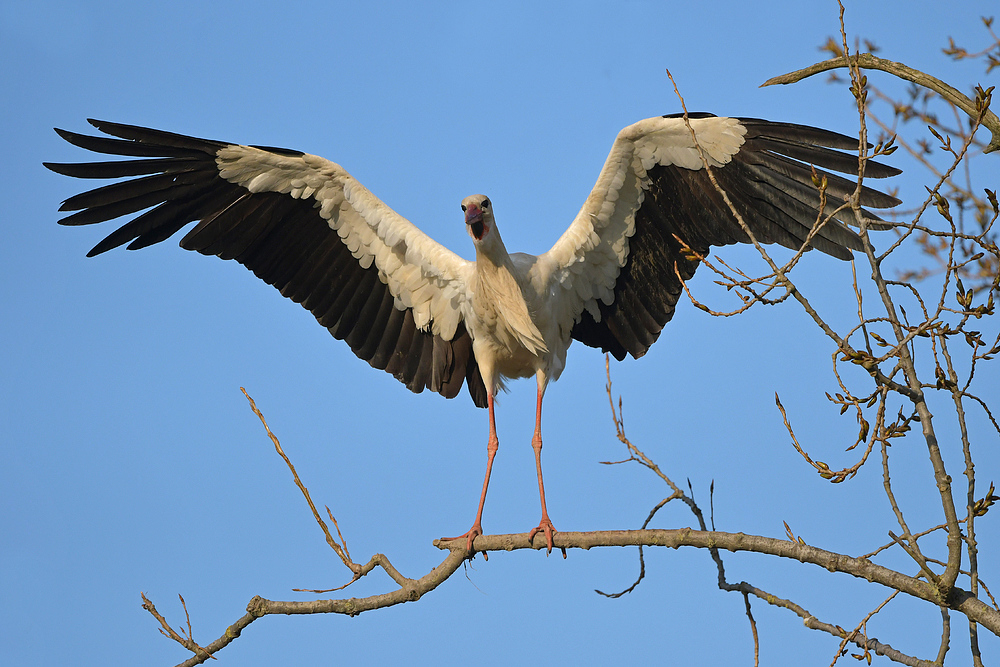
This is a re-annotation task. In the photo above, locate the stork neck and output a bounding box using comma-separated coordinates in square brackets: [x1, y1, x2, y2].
[474, 227, 513, 270]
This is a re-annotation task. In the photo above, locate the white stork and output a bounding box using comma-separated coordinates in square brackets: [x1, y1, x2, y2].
[46, 114, 899, 554]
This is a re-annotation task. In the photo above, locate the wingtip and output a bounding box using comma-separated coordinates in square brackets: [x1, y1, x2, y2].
[52, 127, 75, 141]
[43, 161, 79, 177]
[876, 163, 903, 178]
[86, 119, 125, 136]
[86, 234, 120, 257]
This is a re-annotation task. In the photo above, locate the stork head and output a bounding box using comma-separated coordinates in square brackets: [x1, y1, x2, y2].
[462, 194, 494, 243]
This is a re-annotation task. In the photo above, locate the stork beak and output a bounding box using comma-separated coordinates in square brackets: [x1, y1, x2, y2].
[465, 205, 487, 240]
[464, 205, 483, 224]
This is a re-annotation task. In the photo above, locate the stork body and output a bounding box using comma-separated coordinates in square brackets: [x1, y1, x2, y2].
[450, 195, 569, 549]
[46, 114, 900, 554]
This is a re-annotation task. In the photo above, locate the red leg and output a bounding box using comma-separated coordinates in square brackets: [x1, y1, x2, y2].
[441, 393, 498, 553]
[527, 384, 558, 554]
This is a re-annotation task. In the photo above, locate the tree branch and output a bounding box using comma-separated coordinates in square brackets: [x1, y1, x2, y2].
[160, 525, 1000, 666]
[439, 530, 1000, 632]
[761, 53, 1000, 153]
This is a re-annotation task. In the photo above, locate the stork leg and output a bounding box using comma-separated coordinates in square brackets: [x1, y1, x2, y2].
[527, 375, 558, 554]
[442, 392, 499, 554]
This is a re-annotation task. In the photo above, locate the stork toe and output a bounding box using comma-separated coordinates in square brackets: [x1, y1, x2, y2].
[528, 517, 558, 555]
[441, 524, 484, 555]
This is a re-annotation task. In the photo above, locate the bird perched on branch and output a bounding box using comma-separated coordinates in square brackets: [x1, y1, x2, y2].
[46, 113, 899, 555]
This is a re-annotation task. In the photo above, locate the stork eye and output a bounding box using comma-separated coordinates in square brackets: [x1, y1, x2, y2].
[481, 198, 490, 209]
[461, 204, 467, 212]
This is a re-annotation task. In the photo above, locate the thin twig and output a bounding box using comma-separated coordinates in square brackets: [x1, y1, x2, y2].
[241, 388, 361, 579]
[829, 591, 898, 667]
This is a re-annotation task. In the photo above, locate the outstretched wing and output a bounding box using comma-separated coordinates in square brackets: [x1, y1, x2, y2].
[539, 113, 900, 361]
[46, 120, 488, 406]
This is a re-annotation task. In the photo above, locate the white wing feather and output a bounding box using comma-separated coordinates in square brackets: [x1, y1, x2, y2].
[535, 116, 747, 330]
[216, 146, 474, 340]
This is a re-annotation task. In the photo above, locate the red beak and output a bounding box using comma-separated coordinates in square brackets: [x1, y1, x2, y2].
[464, 205, 483, 225]
[465, 205, 486, 240]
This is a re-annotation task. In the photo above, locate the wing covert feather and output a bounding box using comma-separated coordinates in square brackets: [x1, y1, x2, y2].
[538, 114, 899, 360]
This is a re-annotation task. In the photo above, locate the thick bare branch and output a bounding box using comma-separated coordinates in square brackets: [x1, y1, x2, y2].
[160, 524, 1000, 666]
[761, 53, 1000, 153]
[434, 530, 1000, 633]
[170, 548, 467, 667]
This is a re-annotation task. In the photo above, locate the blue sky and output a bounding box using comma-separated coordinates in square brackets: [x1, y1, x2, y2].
[3, 0, 998, 664]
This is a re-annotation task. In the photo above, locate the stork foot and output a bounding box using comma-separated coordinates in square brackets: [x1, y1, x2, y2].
[441, 524, 485, 557]
[528, 517, 564, 557]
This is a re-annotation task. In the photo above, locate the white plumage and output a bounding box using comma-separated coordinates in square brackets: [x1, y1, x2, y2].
[46, 113, 899, 553]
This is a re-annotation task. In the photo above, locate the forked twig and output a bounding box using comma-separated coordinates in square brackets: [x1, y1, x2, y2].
[140, 593, 216, 661]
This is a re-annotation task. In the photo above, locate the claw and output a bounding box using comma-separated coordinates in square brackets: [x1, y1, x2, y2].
[441, 524, 485, 558]
[528, 517, 561, 556]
